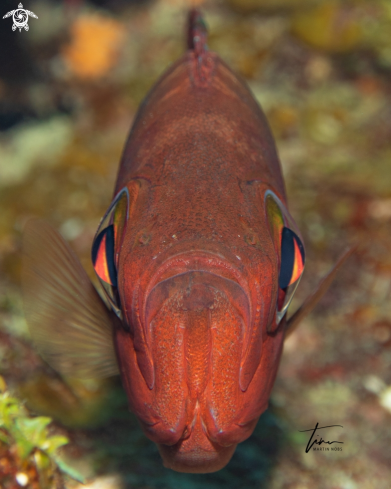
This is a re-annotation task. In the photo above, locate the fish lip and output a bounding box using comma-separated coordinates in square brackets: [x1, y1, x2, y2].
[140, 250, 252, 331]
[157, 408, 238, 473]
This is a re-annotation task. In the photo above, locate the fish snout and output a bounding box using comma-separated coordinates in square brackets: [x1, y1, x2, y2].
[115, 254, 281, 472]
[138, 270, 260, 448]
[157, 411, 237, 473]
[139, 269, 250, 441]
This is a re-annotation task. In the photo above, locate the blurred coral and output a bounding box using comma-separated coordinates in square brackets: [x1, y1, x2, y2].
[62, 14, 126, 80]
[291, 1, 362, 53]
[0, 0, 391, 487]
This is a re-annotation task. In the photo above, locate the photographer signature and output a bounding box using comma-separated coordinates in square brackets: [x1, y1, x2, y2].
[299, 423, 344, 453]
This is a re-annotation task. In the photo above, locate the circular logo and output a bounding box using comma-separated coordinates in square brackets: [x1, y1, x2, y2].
[12, 8, 28, 31]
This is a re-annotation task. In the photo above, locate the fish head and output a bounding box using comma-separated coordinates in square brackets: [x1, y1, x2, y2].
[92, 176, 305, 473]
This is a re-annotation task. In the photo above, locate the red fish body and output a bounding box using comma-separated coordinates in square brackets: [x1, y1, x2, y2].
[96, 14, 298, 472]
[22, 10, 353, 474]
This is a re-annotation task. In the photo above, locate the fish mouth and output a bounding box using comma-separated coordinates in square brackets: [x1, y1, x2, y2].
[145, 270, 251, 348]
[157, 410, 237, 474]
[140, 251, 253, 340]
[158, 443, 236, 474]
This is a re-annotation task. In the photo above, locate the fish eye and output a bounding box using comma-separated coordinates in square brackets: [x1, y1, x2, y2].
[92, 225, 117, 286]
[279, 227, 305, 290]
[92, 188, 129, 318]
[265, 191, 305, 328]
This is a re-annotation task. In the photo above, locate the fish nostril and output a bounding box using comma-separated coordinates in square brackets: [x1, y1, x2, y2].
[244, 233, 257, 246]
[182, 284, 214, 311]
[139, 233, 151, 245]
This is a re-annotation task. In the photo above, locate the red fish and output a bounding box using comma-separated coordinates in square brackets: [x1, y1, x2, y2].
[22, 10, 354, 473]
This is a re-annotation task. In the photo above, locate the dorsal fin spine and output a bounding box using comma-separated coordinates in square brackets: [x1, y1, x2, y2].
[187, 9, 208, 55]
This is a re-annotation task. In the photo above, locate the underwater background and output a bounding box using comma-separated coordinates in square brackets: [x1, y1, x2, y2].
[0, 0, 391, 487]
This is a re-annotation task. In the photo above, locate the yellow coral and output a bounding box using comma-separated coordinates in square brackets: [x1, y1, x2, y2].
[62, 14, 126, 80]
[291, 1, 362, 53]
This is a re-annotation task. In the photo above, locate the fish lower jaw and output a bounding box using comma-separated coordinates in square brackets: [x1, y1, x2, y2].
[138, 396, 260, 473]
[156, 412, 238, 474]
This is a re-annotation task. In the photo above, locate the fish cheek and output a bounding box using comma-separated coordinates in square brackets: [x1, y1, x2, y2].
[114, 331, 182, 446]
[202, 257, 277, 446]
[114, 326, 154, 420]
[238, 249, 277, 392]
[240, 201, 280, 337]
[116, 246, 155, 386]
[201, 291, 245, 444]
[115, 255, 187, 445]
[210, 313, 285, 448]
[239, 322, 285, 423]
[147, 292, 188, 443]
[113, 248, 153, 418]
[116, 250, 134, 333]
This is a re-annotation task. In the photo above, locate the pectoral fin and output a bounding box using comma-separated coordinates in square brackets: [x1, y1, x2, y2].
[22, 219, 119, 379]
[285, 246, 357, 338]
